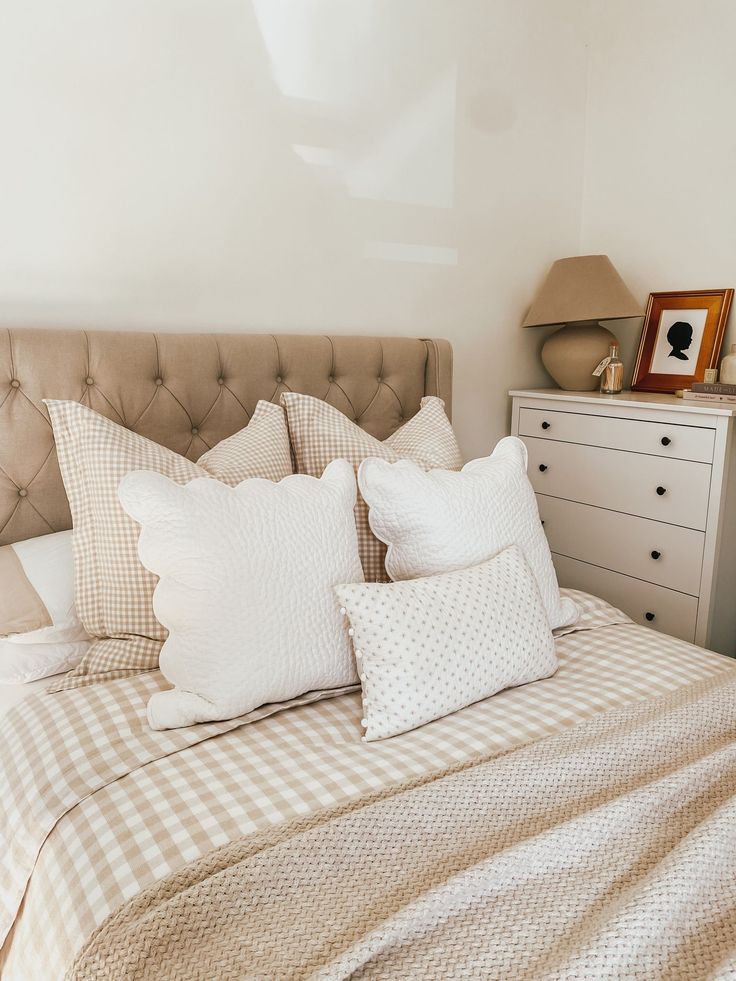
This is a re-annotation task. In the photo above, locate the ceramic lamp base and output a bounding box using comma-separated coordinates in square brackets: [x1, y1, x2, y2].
[541, 322, 617, 391]
[719, 344, 736, 384]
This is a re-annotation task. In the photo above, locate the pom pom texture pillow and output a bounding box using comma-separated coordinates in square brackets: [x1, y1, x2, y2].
[359, 436, 578, 631]
[335, 546, 557, 741]
[46, 399, 293, 691]
[281, 393, 462, 582]
[118, 460, 363, 730]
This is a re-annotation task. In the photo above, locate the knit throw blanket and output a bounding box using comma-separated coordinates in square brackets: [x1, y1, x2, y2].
[68, 673, 736, 981]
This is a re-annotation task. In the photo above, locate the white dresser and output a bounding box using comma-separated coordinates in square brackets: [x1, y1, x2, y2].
[510, 389, 736, 655]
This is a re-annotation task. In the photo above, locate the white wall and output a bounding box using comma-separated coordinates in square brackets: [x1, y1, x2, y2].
[0, 0, 589, 459]
[582, 0, 736, 384]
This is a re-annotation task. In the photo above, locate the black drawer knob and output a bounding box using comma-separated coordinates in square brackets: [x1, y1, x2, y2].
[660, 436, 671, 446]
[538, 464, 548, 472]
[650, 550, 661, 560]
[541, 421, 551, 430]
[656, 486, 666, 496]
[645, 612, 656, 622]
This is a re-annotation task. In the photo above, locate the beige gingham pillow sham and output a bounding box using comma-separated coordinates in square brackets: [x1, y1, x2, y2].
[281, 393, 462, 582]
[45, 399, 293, 691]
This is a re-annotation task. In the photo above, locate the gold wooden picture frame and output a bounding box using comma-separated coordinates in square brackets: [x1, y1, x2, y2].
[632, 289, 733, 393]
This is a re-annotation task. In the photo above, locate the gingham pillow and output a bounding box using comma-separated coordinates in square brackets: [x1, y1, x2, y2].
[45, 399, 293, 691]
[281, 393, 462, 581]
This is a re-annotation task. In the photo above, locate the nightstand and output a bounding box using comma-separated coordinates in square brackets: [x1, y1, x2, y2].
[510, 389, 736, 655]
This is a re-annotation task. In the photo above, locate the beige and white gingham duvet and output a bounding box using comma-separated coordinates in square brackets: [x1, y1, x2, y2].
[1, 591, 734, 979]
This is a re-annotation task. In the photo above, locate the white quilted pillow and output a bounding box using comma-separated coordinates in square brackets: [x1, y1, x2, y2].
[281, 393, 463, 583]
[118, 460, 364, 730]
[335, 546, 557, 741]
[358, 436, 578, 631]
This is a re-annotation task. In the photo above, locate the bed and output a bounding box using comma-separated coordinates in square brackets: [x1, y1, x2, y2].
[1, 328, 735, 980]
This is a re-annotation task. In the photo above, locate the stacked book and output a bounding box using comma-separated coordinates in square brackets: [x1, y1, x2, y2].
[682, 382, 736, 404]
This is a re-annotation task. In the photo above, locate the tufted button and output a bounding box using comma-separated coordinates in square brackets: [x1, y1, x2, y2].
[86, 376, 94, 386]
[377, 376, 382, 383]
[217, 377, 224, 385]
[18, 488, 27, 498]
[191, 426, 199, 436]
[276, 375, 282, 383]
[155, 377, 163, 386]
[10, 379, 19, 388]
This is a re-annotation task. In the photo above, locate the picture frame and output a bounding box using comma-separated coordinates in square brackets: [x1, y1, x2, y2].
[632, 288, 733, 393]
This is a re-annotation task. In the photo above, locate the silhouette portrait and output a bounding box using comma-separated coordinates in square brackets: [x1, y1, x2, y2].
[666, 321, 693, 361]
[634, 294, 730, 389]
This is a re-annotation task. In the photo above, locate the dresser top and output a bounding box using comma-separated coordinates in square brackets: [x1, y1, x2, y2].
[509, 388, 736, 417]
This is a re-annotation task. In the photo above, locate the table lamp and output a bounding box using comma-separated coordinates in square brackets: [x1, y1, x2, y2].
[522, 255, 641, 390]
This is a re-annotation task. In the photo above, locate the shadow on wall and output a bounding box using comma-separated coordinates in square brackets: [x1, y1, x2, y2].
[252, 0, 460, 264]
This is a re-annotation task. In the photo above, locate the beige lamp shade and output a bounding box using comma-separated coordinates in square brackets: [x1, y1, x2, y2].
[522, 255, 641, 328]
[522, 255, 642, 390]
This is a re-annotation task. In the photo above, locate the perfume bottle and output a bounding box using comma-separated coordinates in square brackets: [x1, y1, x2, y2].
[600, 342, 624, 394]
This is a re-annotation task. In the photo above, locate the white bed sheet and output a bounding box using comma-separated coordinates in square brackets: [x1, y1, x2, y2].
[0, 677, 61, 717]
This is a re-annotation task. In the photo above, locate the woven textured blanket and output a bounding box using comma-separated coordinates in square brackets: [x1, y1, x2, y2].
[69, 671, 736, 981]
[2, 592, 734, 977]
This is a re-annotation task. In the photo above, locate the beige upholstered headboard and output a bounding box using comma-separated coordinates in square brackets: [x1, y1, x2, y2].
[0, 329, 452, 546]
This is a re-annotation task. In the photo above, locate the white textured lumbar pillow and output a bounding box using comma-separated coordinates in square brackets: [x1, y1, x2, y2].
[358, 436, 578, 631]
[118, 460, 364, 730]
[335, 545, 557, 741]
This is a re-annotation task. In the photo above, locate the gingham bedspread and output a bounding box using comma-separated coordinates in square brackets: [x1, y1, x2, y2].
[1, 590, 734, 979]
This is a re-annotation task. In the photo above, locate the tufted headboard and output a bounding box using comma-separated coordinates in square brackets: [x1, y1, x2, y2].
[0, 329, 452, 546]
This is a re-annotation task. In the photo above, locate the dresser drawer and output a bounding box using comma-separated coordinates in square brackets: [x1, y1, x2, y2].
[553, 554, 698, 643]
[539, 496, 704, 595]
[519, 407, 715, 463]
[525, 437, 712, 531]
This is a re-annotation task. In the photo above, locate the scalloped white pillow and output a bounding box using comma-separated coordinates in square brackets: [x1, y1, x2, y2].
[358, 436, 578, 631]
[336, 546, 557, 741]
[118, 460, 364, 730]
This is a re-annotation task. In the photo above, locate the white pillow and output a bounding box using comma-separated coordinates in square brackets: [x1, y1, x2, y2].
[0, 530, 89, 645]
[335, 546, 557, 741]
[280, 393, 463, 583]
[358, 436, 578, 631]
[0, 639, 90, 685]
[118, 460, 364, 730]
